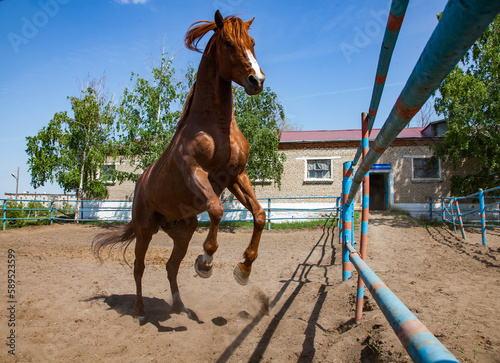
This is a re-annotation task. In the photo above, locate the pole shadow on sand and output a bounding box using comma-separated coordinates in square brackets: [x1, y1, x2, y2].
[216, 218, 337, 363]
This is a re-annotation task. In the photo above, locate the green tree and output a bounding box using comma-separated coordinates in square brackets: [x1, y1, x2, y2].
[433, 15, 500, 195]
[113, 52, 186, 182]
[26, 80, 115, 199]
[233, 86, 287, 188]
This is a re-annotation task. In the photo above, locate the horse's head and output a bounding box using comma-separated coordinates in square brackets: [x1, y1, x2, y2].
[185, 10, 265, 95]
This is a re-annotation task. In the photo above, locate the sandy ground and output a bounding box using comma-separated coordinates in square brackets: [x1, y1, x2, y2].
[1, 211, 499, 362]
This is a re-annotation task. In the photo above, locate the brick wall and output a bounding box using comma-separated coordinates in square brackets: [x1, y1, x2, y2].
[106, 141, 477, 205]
[106, 159, 142, 201]
[253, 147, 353, 200]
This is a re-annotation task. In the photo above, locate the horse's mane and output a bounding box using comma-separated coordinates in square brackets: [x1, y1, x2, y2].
[184, 15, 253, 53]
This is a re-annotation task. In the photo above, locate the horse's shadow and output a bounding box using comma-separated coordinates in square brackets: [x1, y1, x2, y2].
[85, 294, 203, 332]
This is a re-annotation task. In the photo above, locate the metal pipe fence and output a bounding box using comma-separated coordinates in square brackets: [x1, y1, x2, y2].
[1, 196, 341, 231]
[427, 186, 500, 246]
[337, 0, 499, 360]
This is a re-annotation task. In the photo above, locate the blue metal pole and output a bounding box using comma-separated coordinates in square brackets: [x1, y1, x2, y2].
[2, 199, 6, 231]
[352, 0, 410, 166]
[479, 189, 486, 246]
[50, 201, 54, 225]
[346, 243, 459, 363]
[454, 198, 466, 240]
[336, 196, 340, 222]
[346, 0, 500, 205]
[449, 199, 457, 234]
[441, 198, 445, 226]
[356, 112, 370, 322]
[342, 161, 354, 281]
[429, 197, 433, 222]
[267, 198, 271, 230]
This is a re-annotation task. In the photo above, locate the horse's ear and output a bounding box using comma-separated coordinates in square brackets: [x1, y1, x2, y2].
[245, 17, 255, 28]
[215, 10, 224, 29]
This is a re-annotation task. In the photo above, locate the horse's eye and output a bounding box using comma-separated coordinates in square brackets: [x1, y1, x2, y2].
[224, 41, 234, 49]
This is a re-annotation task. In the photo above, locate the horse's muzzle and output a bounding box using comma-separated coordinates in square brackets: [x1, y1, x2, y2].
[244, 74, 265, 95]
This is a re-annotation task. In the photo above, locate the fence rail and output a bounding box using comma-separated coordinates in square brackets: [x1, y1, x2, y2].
[1, 196, 340, 231]
[427, 186, 500, 245]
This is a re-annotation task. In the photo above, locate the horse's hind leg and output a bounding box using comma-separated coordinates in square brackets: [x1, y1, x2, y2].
[228, 173, 266, 285]
[134, 226, 154, 320]
[164, 216, 198, 314]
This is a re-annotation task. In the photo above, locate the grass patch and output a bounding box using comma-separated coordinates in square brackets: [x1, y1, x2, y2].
[198, 220, 254, 229]
[270, 219, 335, 230]
[199, 218, 336, 230]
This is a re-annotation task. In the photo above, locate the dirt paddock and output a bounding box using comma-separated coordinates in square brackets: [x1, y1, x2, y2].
[1, 211, 499, 362]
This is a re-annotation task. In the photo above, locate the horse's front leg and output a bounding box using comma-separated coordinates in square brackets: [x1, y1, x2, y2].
[185, 167, 224, 279]
[228, 172, 266, 285]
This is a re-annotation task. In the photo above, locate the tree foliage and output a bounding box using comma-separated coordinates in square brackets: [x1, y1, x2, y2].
[26, 81, 115, 199]
[233, 86, 286, 188]
[433, 15, 500, 195]
[113, 54, 186, 181]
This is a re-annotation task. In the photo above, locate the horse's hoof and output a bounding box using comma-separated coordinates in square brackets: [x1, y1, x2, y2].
[233, 264, 250, 286]
[136, 315, 148, 325]
[195, 255, 213, 278]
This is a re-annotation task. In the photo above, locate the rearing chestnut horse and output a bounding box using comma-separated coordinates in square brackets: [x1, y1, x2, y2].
[93, 10, 266, 319]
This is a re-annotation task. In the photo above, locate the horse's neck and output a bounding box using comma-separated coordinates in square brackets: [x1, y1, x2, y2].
[190, 51, 233, 132]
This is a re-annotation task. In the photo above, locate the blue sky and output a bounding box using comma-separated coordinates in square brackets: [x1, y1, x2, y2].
[0, 0, 448, 196]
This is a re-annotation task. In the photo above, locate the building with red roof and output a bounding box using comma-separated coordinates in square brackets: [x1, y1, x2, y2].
[105, 120, 475, 218]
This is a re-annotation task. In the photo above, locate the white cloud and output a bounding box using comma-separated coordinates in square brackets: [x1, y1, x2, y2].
[114, 0, 150, 4]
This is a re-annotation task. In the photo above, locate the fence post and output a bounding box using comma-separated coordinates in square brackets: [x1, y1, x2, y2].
[342, 161, 354, 281]
[428, 197, 433, 221]
[479, 189, 486, 246]
[356, 112, 370, 322]
[441, 198, 445, 226]
[50, 201, 54, 225]
[267, 198, 271, 230]
[449, 199, 457, 234]
[454, 198, 466, 240]
[338, 194, 343, 244]
[2, 199, 6, 231]
[335, 196, 340, 222]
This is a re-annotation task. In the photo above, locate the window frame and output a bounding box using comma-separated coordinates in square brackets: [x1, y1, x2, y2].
[404, 155, 442, 182]
[297, 156, 340, 183]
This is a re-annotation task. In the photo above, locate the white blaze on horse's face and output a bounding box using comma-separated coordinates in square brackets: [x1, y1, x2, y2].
[241, 48, 265, 95]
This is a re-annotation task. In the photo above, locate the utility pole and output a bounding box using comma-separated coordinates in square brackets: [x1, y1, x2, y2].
[11, 167, 19, 200]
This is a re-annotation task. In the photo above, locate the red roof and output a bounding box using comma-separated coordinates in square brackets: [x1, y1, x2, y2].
[280, 127, 425, 143]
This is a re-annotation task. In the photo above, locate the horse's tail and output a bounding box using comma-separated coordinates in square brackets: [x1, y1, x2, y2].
[92, 222, 136, 264]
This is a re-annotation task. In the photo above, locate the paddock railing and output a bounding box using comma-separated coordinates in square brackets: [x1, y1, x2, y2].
[1, 196, 340, 231]
[427, 186, 500, 246]
[338, 0, 499, 361]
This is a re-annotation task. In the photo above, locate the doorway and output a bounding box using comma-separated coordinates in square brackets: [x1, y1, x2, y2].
[370, 173, 387, 210]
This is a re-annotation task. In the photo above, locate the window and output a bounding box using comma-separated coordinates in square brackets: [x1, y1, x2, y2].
[297, 156, 339, 183]
[409, 156, 441, 181]
[307, 159, 331, 179]
[101, 164, 116, 185]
